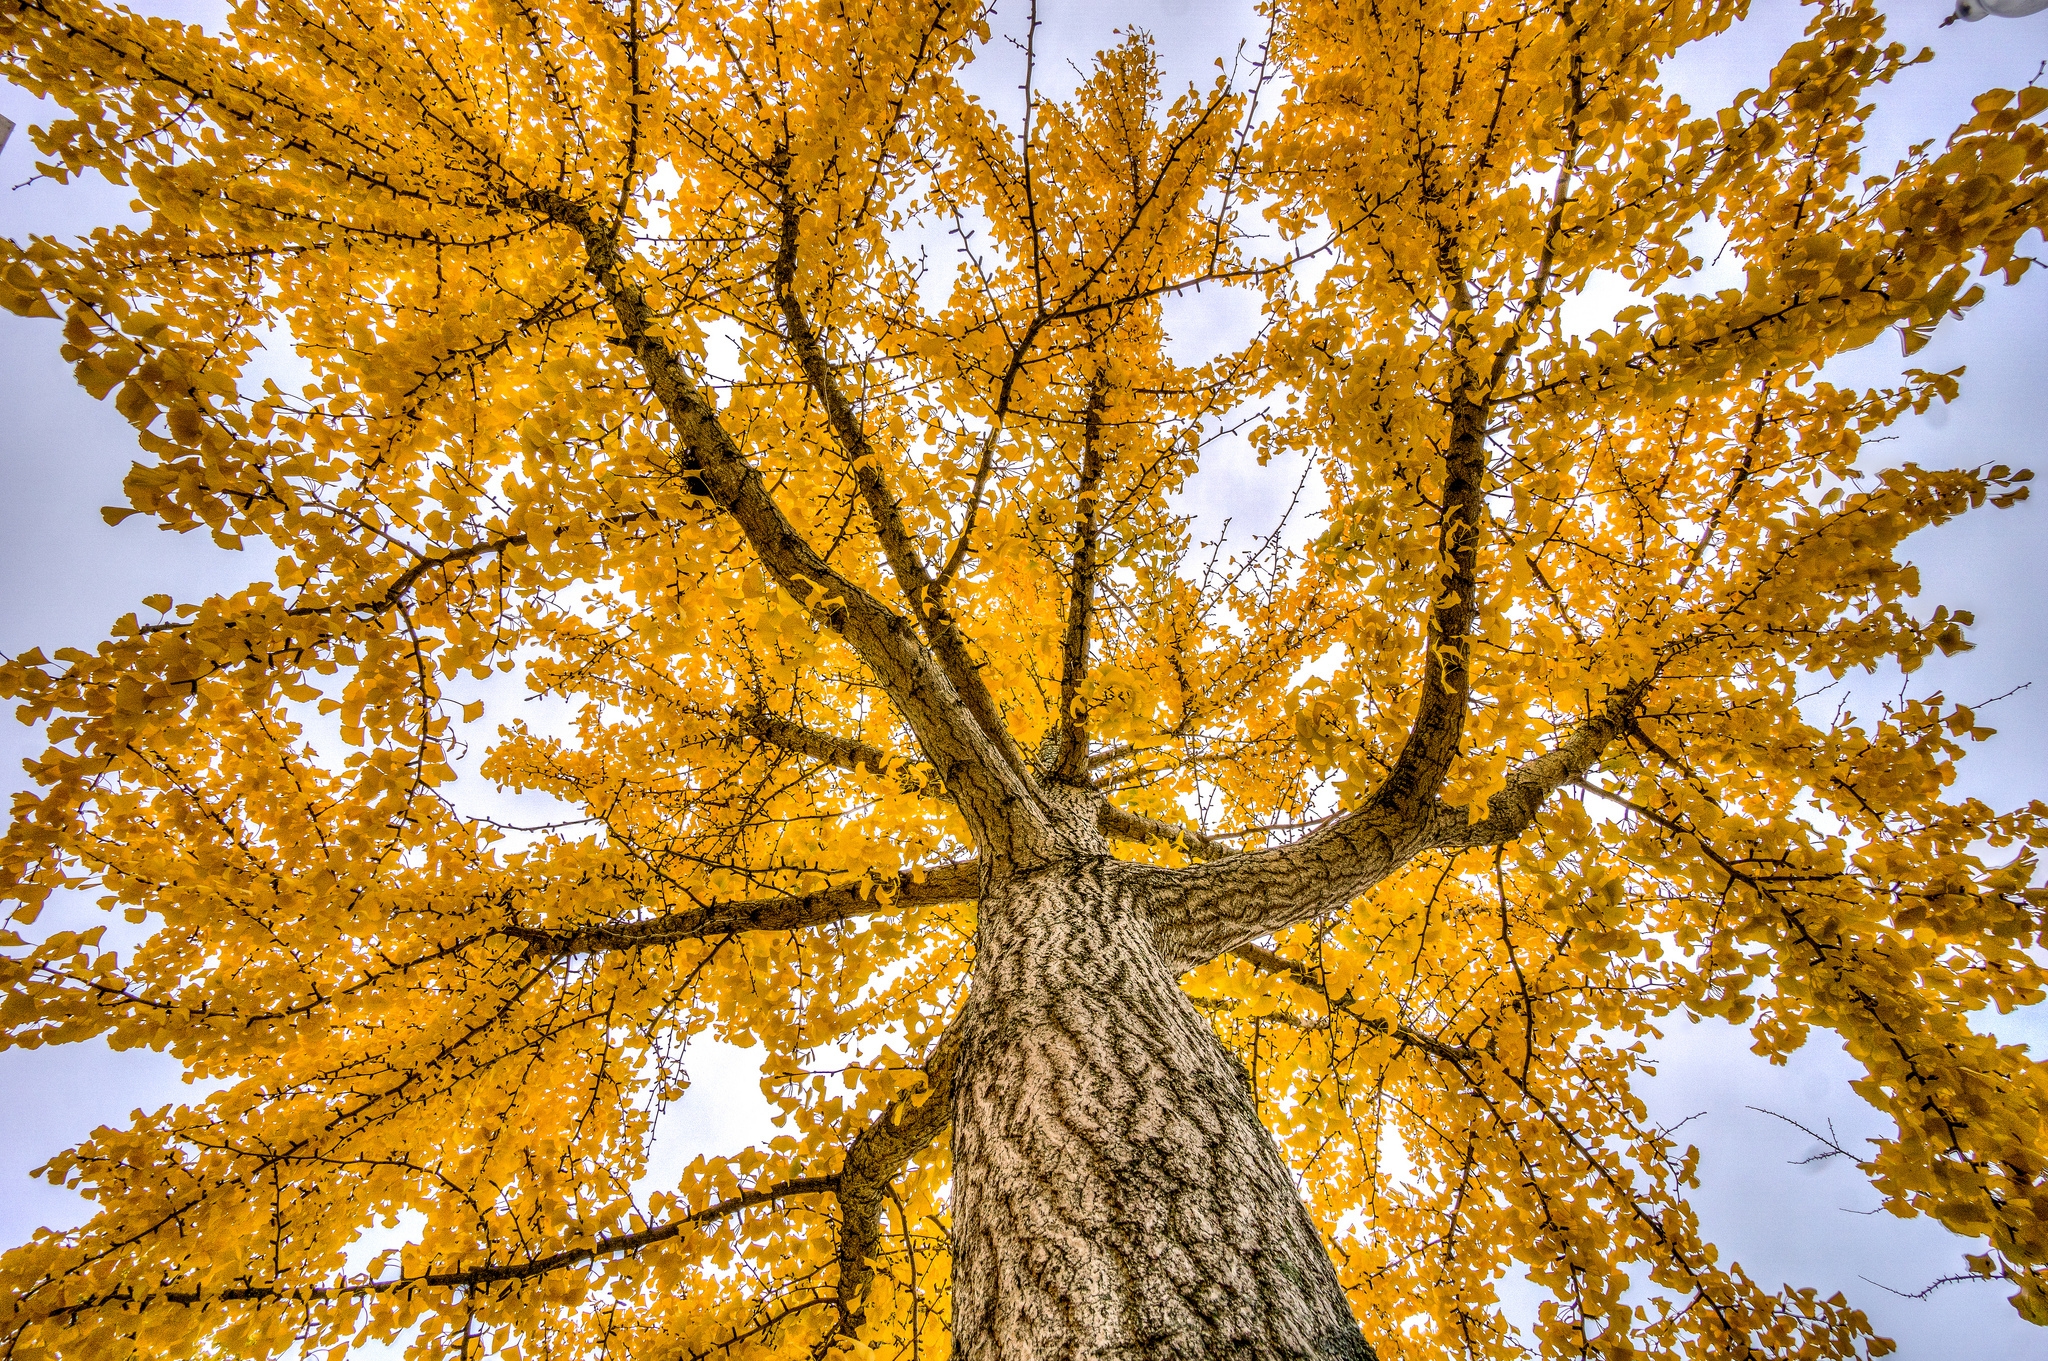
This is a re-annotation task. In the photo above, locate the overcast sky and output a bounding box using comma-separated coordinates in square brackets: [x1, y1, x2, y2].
[3, 2, 2046, 1355]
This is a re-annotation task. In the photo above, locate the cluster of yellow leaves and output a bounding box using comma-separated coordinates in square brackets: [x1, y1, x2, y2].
[0, 0, 2044, 1357]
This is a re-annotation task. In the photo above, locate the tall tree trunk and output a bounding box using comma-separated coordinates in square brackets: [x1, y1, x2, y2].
[950, 854, 1378, 1361]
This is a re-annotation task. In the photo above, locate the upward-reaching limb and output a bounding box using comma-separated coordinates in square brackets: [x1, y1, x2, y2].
[1154, 178, 1600, 961]
[523, 190, 1050, 863]
[500, 860, 982, 958]
[1049, 375, 1108, 785]
[770, 185, 1037, 790]
[1366, 341, 1489, 817]
[1143, 684, 1650, 971]
[1371, 114, 1583, 813]
[828, 1018, 968, 1343]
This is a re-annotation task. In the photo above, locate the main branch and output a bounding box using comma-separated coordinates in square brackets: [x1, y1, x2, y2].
[739, 707, 946, 797]
[770, 180, 1037, 790]
[523, 190, 1048, 864]
[500, 860, 982, 958]
[1143, 684, 1651, 969]
[1050, 374, 1108, 784]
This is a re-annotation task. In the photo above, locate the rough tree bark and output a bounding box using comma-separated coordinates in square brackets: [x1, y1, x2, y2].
[952, 831, 1379, 1361]
[15, 7, 2044, 1357]
[531, 190, 1643, 1361]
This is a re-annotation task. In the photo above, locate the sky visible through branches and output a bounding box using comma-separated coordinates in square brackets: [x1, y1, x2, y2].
[0, 1, 2044, 1355]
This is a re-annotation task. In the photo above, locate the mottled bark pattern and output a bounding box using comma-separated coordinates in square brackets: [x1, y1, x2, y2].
[953, 852, 1377, 1361]
[553, 194, 1649, 1359]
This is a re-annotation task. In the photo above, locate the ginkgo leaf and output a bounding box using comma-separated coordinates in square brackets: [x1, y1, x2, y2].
[2, 1, 2044, 1359]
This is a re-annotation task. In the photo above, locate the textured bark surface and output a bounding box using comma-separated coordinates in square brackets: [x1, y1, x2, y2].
[951, 849, 1378, 1361]
[549, 196, 1652, 1358]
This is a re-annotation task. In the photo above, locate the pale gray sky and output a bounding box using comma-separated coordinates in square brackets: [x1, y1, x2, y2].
[2, 2, 2045, 1355]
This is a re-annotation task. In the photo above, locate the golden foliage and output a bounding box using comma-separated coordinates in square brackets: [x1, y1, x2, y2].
[1, 0, 2045, 1356]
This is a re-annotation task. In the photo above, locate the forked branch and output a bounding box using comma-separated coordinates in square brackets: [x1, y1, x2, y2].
[525, 189, 1044, 855]
[1429, 681, 1655, 852]
[739, 707, 946, 797]
[1050, 374, 1109, 784]
[770, 182, 1036, 789]
[1144, 683, 1652, 969]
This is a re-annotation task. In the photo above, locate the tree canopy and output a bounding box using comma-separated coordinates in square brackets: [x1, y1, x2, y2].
[2, 0, 2046, 1357]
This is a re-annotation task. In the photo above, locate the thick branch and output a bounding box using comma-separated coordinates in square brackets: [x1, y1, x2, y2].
[39, 1177, 839, 1320]
[1051, 375, 1108, 784]
[1367, 273, 1490, 819]
[1371, 126, 1579, 817]
[502, 860, 981, 957]
[1144, 683, 1650, 969]
[829, 1012, 968, 1339]
[1428, 681, 1655, 852]
[1097, 800, 1236, 862]
[770, 183, 1037, 790]
[525, 190, 1045, 858]
[739, 707, 944, 797]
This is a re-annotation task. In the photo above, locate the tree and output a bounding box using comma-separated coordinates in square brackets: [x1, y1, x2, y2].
[1, 0, 2045, 1355]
